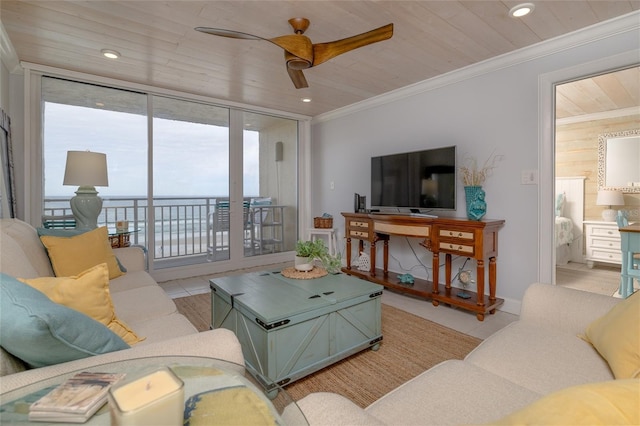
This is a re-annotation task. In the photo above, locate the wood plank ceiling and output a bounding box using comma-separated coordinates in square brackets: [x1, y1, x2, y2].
[2, 1, 639, 117]
[556, 66, 640, 119]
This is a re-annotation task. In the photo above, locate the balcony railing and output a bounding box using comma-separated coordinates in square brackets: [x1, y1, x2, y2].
[44, 196, 224, 263]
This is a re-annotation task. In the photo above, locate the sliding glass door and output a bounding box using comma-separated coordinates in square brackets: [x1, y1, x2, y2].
[152, 96, 230, 265]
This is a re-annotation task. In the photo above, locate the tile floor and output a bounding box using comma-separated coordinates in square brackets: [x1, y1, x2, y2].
[158, 264, 518, 340]
[556, 261, 637, 298]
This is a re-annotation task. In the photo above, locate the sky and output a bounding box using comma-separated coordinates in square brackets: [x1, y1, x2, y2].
[44, 103, 259, 197]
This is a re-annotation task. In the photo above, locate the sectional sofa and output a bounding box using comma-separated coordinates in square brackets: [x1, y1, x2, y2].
[0, 218, 244, 394]
[298, 283, 639, 425]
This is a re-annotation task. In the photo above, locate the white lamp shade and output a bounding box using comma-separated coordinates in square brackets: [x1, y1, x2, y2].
[596, 190, 624, 207]
[63, 151, 109, 187]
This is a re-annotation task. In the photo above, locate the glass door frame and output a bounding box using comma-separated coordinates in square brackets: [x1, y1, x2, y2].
[24, 65, 312, 279]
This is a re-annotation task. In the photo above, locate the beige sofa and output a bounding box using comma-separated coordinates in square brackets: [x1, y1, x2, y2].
[0, 218, 244, 394]
[298, 283, 636, 425]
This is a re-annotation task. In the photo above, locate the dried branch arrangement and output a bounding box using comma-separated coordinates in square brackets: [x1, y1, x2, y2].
[459, 151, 503, 186]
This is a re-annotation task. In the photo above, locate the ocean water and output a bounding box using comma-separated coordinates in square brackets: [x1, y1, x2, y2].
[43, 196, 255, 258]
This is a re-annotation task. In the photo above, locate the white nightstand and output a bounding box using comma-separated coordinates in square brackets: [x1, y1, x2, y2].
[583, 221, 621, 268]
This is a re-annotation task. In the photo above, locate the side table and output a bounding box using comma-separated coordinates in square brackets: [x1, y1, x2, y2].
[108, 229, 139, 248]
[307, 227, 337, 255]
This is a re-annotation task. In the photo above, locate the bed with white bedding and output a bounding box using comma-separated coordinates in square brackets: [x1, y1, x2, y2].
[555, 211, 575, 265]
[555, 177, 585, 265]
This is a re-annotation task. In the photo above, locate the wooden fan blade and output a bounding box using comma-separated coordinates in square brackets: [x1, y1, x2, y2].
[312, 23, 393, 67]
[287, 68, 309, 89]
[194, 27, 264, 40]
[270, 35, 313, 64]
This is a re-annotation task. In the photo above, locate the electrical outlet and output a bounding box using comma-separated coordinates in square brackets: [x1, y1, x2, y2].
[521, 169, 538, 185]
[330, 181, 335, 190]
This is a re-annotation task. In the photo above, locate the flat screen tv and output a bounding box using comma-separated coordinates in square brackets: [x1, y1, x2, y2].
[371, 146, 456, 212]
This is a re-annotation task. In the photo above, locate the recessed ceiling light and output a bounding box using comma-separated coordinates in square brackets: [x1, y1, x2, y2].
[101, 49, 120, 59]
[509, 3, 535, 18]
[95, 102, 105, 107]
[301, 98, 312, 103]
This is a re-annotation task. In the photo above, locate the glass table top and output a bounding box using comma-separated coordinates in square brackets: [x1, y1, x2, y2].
[0, 356, 308, 425]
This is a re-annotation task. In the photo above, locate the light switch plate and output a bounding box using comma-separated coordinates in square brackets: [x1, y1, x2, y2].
[521, 170, 538, 185]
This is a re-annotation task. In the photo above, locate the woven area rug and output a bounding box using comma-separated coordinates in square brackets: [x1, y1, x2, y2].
[174, 293, 481, 408]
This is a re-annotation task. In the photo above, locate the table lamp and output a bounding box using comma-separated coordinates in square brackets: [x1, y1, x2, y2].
[596, 189, 624, 222]
[63, 151, 108, 229]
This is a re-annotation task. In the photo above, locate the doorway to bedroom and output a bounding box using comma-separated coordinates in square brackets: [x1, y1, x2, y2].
[554, 66, 639, 297]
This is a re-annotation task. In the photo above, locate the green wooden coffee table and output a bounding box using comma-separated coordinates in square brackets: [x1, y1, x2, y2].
[210, 270, 383, 396]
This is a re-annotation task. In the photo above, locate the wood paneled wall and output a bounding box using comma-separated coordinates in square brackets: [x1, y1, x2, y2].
[556, 116, 640, 221]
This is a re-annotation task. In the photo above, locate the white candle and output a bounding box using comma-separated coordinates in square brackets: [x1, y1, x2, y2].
[109, 368, 184, 426]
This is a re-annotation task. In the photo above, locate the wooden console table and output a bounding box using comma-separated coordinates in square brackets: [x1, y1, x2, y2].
[342, 213, 505, 321]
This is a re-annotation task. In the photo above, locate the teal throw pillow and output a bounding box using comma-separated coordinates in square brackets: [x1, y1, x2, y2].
[0, 273, 129, 368]
[36, 228, 127, 273]
[36, 227, 86, 237]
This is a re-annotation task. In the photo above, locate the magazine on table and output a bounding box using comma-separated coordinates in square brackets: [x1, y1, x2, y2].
[29, 372, 125, 423]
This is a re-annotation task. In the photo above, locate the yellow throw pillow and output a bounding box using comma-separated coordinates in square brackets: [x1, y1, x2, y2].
[585, 291, 640, 379]
[490, 379, 640, 425]
[19, 263, 143, 345]
[39, 226, 124, 280]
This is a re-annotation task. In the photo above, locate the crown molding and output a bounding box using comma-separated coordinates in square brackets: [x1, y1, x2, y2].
[557, 106, 640, 126]
[0, 20, 21, 73]
[313, 11, 640, 124]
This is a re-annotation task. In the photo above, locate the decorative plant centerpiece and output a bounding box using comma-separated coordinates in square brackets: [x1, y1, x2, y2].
[295, 239, 342, 273]
[459, 151, 502, 221]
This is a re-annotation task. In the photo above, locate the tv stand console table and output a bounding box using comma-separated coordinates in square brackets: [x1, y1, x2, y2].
[342, 213, 505, 321]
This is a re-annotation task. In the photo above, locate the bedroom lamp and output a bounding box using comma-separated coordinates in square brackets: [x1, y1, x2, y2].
[63, 150, 109, 230]
[596, 189, 624, 222]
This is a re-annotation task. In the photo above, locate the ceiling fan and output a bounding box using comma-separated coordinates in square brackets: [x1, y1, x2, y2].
[195, 18, 393, 89]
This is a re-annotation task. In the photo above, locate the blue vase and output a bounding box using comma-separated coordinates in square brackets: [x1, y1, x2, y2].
[464, 186, 486, 221]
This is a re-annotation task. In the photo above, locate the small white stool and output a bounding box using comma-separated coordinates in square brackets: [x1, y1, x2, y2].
[307, 228, 337, 256]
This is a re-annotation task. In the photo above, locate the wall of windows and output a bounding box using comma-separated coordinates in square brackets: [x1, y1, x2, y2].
[40, 75, 303, 277]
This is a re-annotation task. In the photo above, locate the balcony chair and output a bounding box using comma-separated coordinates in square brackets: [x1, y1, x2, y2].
[207, 200, 253, 261]
[42, 214, 76, 229]
[249, 197, 279, 254]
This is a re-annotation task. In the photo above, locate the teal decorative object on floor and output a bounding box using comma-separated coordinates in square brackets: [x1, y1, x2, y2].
[465, 186, 486, 221]
[398, 273, 414, 285]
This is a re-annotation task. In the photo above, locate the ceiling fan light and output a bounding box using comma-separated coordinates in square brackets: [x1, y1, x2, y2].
[287, 58, 312, 70]
[509, 3, 535, 18]
[101, 49, 120, 59]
